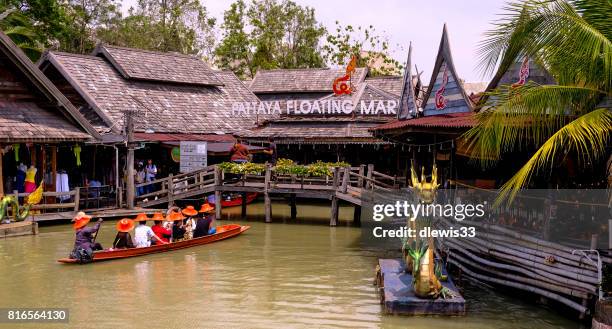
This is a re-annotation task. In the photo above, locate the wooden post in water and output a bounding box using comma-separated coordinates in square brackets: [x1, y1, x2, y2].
[214, 167, 222, 223]
[125, 111, 135, 209]
[264, 164, 272, 223]
[330, 167, 340, 226]
[353, 206, 361, 225]
[290, 194, 297, 220]
[241, 192, 247, 219]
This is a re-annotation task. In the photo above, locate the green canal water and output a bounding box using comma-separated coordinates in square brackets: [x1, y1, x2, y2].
[0, 201, 583, 329]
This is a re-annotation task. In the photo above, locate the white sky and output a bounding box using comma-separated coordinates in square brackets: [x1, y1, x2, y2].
[120, 0, 509, 82]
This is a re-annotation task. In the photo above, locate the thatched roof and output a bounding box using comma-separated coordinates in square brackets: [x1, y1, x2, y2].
[39, 45, 266, 136]
[0, 31, 98, 142]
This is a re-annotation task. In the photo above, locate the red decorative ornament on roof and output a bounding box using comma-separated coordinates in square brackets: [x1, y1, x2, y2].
[332, 55, 357, 96]
[435, 66, 449, 109]
[511, 57, 530, 88]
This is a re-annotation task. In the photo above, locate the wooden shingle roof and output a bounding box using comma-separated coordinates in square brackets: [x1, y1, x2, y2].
[421, 24, 473, 116]
[0, 31, 97, 142]
[39, 50, 266, 135]
[397, 44, 419, 119]
[249, 67, 368, 94]
[94, 45, 224, 86]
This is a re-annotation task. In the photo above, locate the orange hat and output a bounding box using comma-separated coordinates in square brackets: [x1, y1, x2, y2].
[72, 211, 90, 223]
[151, 212, 165, 221]
[182, 206, 198, 217]
[73, 213, 91, 230]
[167, 211, 184, 221]
[199, 203, 214, 213]
[134, 213, 150, 222]
[116, 218, 135, 232]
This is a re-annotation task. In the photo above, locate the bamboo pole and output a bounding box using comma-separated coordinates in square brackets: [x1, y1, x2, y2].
[449, 259, 589, 314]
[450, 252, 589, 299]
[443, 239, 597, 293]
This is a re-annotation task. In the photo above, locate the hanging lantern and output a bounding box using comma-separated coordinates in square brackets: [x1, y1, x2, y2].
[12, 144, 19, 162]
[73, 144, 82, 166]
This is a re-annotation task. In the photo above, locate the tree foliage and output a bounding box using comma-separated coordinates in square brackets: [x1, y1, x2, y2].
[98, 0, 216, 58]
[323, 21, 403, 76]
[215, 0, 326, 78]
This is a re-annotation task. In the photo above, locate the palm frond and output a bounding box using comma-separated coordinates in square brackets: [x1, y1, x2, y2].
[463, 84, 605, 165]
[495, 108, 612, 206]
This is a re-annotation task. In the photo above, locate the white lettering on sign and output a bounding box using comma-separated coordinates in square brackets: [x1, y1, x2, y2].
[231, 100, 398, 116]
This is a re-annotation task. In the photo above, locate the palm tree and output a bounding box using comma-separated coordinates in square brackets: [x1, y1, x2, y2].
[464, 0, 611, 204]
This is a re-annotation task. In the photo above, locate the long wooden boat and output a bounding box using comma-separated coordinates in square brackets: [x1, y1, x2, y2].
[57, 224, 250, 264]
[207, 192, 258, 208]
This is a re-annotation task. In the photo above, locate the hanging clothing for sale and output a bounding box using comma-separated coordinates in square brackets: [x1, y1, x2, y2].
[15, 163, 26, 193]
[24, 166, 37, 193]
[56, 171, 70, 201]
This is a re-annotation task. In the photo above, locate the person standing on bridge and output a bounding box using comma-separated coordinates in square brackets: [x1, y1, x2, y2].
[144, 159, 158, 194]
[229, 139, 249, 163]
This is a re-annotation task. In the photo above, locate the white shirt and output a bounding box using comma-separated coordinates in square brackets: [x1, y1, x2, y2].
[134, 224, 155, 247]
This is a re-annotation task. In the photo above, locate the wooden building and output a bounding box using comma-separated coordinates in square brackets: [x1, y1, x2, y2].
[37, 44, 266, 178]
[240, 67, 420, 172]
[375, 24, 568, 188]
[0, 31, 98, 200]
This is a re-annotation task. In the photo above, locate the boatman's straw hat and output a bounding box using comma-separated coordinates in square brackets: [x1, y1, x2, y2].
[199, 203, 214, 213]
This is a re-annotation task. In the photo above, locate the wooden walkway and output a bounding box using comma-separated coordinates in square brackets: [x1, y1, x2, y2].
[135, 164, 406, 225]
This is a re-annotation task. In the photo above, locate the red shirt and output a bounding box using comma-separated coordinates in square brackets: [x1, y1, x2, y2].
[152, 225, 171, 243]
[230, 143, 249, 161]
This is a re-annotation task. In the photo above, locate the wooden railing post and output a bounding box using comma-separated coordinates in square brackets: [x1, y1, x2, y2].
[73, 187, 80, 211]
[357, 165, 365, 188]
[366, 164, 374, 190]
[341, 167, 349, 193]
[331, 167, 340, 191]
[167, 173, 174, 206]
[264, 164, 272, 223]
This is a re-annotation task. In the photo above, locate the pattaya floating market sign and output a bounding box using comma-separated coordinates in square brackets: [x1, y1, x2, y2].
[231, 99, 398, 116]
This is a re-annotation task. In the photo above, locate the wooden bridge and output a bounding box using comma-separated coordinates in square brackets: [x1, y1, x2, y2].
[135, 164, 406, 225]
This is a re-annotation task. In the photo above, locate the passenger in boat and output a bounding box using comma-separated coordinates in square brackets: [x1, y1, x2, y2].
[72, 212, 103, 252]
[194, 203, 215, 238]
[112, 218, 135, 249]
[167, 211, 186, 241]
[134, 219, 167, 248]
[182, 206, 198, 240]
[152, 218, 172, 245]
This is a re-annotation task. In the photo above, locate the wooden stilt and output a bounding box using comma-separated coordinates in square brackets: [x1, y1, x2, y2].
[264, 164, 272, 223]
[214, 167, 222, 224]
[241, 191, 247, 219]
[330, 167, 339, 226]
[290, 194, 296, 220]
[353, 205, 361, 225]
[330, 197, 339, 226]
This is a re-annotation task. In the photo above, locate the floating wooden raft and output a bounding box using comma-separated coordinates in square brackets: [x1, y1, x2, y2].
[376, 258, 466, 316]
